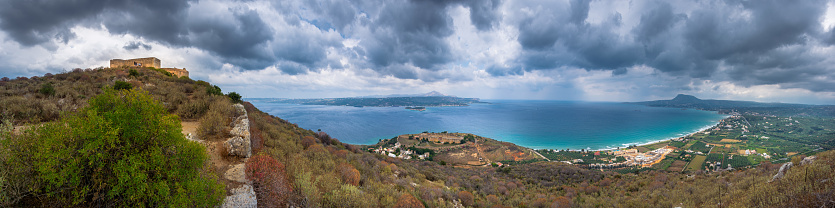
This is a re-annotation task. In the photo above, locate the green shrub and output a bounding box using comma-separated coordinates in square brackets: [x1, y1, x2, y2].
[128, 69, 139, 77]
[207, 85, 222, 96]
[39, 83, 55, 96]
[114, 81, 132, 90]
[227, 92, 242, 103]
[1, 88, 225, 206]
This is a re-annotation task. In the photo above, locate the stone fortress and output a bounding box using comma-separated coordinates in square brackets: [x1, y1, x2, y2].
[109, 57, 189, 77]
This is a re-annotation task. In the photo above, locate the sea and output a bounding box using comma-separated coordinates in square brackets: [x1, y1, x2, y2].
[247, 100, 729, 151]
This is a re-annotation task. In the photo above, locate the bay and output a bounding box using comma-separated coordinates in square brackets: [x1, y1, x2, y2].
[248, 100, 729, 150]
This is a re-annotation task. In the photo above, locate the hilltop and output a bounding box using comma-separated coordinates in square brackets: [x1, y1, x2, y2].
[2, 69, 834, 207]
[367, 132, 543, 166]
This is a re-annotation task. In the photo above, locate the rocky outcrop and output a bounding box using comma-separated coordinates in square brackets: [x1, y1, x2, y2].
[801, 156, 817, 165]
[221, 185, 257, 208]
[769, 162, 793, 182]
[225, 104, 251, 158]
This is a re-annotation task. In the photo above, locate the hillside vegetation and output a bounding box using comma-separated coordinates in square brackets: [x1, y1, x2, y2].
[2, 69, 834, 207]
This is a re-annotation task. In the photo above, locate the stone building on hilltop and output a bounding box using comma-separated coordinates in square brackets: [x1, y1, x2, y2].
[110, 57, 189, 77]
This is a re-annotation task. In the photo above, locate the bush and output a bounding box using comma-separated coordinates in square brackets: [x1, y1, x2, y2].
[227, 92, 242, 103]
[39, 83, 55, 96]
[114, 80, 132, 90]
[1, 88, 225, 206]
[337, 163, 361, 186]
[246, 155, 292, 207]
[207, 85, 222, 96]
[323, 184, 378, 207]
[458, 190, 475, 207]
[394, 193, 425, 208]
[128, 69, 139, 77]
[197, 97, 233, 140]
[176, 99, 210, 119]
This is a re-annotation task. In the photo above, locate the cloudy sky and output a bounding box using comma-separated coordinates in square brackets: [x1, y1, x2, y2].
[2, 0, 835, 104]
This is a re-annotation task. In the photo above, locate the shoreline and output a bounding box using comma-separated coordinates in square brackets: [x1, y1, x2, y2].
[543, 114, 730, 152]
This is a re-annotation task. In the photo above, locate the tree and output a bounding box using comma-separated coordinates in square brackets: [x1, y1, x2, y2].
[227, 92, 242, 103]
[3, 88, 225, 206]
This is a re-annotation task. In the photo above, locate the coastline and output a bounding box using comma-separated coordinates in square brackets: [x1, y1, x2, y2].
[552, 114, 730, 152]
[250, 100, 730, 151]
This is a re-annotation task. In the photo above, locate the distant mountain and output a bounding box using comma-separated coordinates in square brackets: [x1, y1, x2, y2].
[249, 92, 483, 107]
[355, 91, 450, 98]
[629, 94, 835, 117]
[631, 94, 808, 109]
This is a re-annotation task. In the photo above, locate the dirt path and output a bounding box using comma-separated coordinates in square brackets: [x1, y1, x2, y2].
[530, 148, 550, 161]
[181, 121, 199, 136]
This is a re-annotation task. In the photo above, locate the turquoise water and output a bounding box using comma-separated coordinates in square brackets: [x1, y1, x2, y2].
[248, 100, 728, 150]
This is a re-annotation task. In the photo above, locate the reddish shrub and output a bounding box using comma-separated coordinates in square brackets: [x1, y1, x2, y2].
[301, 136, 317, 149]
[458, 190, 474, 207]
[394, 193, 425, 208]
[250, 124, 264, 153]
[337, 163, 361, 186]
[246, 155, 292, 206]
[334, 149, 351, 159]
[553, 196, 572, 207]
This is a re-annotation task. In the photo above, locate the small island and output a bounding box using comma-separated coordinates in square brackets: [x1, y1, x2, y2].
[405, 106, 425, 111]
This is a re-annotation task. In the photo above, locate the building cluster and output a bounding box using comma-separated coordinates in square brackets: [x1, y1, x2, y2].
[742, 149, 771, 159]
[370, 142, 431, 160]
[632, 147, 673, 167]
[587, 147, 675, 169]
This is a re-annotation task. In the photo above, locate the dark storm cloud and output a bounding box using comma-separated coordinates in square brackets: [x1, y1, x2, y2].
[508, 0, 835, 93]
[123, 41, 151, 50]
[0, 0, 103, 46]
[2, 0, 835, 95]
[0, 0, 192, 46]
[462, 0, 501, 31]
[515, 0, 643, 72]
[0, 0, 276, 69]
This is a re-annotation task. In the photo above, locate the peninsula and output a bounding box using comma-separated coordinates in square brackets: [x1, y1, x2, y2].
[249, 91, 485, 107]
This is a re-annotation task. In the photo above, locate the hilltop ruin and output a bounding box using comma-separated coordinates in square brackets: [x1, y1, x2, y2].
[110, 57, 189, 77]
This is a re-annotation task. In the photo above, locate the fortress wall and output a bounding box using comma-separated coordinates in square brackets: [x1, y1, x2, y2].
[162, 68, 189, 77]
[110, 57, 161, 68]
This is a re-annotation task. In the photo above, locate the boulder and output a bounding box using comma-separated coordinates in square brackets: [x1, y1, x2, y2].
[769, 162, 792, 182]
[801, 156, 817, 165]
[225, 163, 247, 183]
[225, 136, 251, 158]
[221, 184, 257, 208]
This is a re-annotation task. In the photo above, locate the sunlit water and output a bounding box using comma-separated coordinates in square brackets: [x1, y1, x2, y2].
[248, 100, 728, 150]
